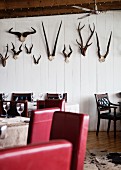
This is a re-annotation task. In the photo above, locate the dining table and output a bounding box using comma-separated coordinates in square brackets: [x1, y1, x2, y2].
[0, 116, 30, 149]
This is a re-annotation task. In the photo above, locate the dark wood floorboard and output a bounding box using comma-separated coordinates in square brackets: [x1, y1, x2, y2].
[86, 131, 121, 152]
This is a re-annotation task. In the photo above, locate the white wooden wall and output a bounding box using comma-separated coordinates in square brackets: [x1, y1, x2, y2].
[0, 11, 121, 131]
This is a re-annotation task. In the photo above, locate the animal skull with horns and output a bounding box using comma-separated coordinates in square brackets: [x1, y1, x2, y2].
[8, 27, 36, 42]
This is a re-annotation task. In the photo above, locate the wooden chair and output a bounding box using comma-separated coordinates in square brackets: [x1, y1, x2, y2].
[27, 107, 60, 144]
[46, 93, 67, 102]
[11, 92, 33, 102]
[50, 111, 89, 170]
[94, 93, 121, 138]
[0, 101, 28, 117]
[37, 99, 65, 111]
[0, 93, 4, 101]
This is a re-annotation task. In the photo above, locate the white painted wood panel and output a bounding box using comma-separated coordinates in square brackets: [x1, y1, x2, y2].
[0, 12, 121, 131]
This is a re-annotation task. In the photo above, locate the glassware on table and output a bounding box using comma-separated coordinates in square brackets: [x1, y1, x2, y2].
[3, 102, 10, 118]
[2, 93, 9, 101]
[31, 93, 36, 102]
[59, 94, 63, 99]
[38, 93, 43, 100]
[16, 103, 24, 122]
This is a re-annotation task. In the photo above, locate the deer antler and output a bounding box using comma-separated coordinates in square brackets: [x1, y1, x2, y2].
[76, 23, 95, 56]
[62, 44, 73, 63]
[42, 21, 62, 61]
[0, 44, 9, 67]
[11, 43, 22, 59]
[25, 44, 33, 54]
[95, 31, 112, 62]
[8, 27, 36, 42]
[33, 55, 41, 64]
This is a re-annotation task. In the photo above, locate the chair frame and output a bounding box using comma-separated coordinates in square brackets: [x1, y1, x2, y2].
[95, 93, 121, 138]
[11, 92, 33, 102]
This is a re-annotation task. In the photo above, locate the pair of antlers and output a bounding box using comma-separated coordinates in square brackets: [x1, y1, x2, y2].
[62, 45, 73, 63]
[42, 21, 62, 61]
[76, 22, 95, 56]
[0, 43, 23, 67]
[77, 22, 112, 61]
[96, 31, 112, 62]
[0, 44, 9, 67]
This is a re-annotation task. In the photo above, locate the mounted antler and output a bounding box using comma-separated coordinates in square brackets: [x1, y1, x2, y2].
[42, 21, 62, 61]
[11, 43, 22, 59]
[95, 31, 112, 62]
[76, 22, 95, 56]
[0, 44, 9, 67]
[25, 44, 33, 54]
[33, 55, 41, 64]
[62, 44, 73, 63]
[8, 27, 36, 42]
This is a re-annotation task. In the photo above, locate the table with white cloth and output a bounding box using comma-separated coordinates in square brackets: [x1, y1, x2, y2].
[65, 103, 79, 113]
[0, 116, 30, 149]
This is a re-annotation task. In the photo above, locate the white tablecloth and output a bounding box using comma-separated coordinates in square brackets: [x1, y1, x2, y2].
[0, 117, 30, 149]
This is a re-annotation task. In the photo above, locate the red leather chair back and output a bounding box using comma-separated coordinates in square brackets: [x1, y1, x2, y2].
[50, 111, 89, 170]
[27, 107, 60, 144]
[37, 99, 65, 111]
[0, 140, 72, 170]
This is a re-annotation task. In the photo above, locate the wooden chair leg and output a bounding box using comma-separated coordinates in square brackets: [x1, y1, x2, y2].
[114, 120, 116, 139]
[96, 118, 100, 136]
[107, 119, 111, 134]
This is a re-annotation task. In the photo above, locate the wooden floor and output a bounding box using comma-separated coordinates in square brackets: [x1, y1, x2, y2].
[86, 131, 121, 152]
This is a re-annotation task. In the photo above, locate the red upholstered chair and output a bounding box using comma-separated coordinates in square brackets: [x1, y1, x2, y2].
[0, 140, 72, 170]
[37, 99, 65, 111]
[27, 107, 60, 144]
[50, 111, 89, 170]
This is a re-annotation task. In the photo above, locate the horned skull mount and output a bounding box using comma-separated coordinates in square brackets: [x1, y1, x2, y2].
[11, 43, 22, 59]
[62, 44, 73, 63]
[33, 55, 41, 64]
[76, 22, 95, 56]
[42, 21, 62, 61]
[25, 44, 33, 54]
[8, 27, 36, 42]
[0, 44, 9, 67]
[95, 31, 112, 62]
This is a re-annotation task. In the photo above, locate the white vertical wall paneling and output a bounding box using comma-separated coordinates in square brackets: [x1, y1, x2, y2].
[79, 17, 90, 113]
[105, 12, 114, 102]
[96, 13, 107, 94]
[39, 17, 49, 96]
[0, 12, 121, 131]
[113, 12, 121, 93]
[71, 16, 81, 104]
[20, 20, 33, 92]
[56, 16, 65, 94]
[113, 12, 121, 131]
[0, 20, 16, 93]
[47, 17, 59, 92]
[95, 13, 107, 131]
[88, 15, 97, 131]
[29, 20, 41, 93]
[64, 15, 74, 103]
[12, 21, 24, 91]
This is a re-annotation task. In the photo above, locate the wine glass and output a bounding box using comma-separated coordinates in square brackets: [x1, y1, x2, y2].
[59, 94, 63, 99]
[38, 93, 43, 100]
[16, 103, 24, 121]
[3, 102, 10, 118]
[2, 93, 9, 101]
[2, 93, 5, 101]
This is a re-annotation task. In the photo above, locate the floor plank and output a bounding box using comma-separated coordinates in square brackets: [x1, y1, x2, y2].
[86, 131, 121, 152]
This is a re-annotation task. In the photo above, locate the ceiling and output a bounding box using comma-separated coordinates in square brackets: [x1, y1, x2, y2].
[0, 0, 121, 19]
